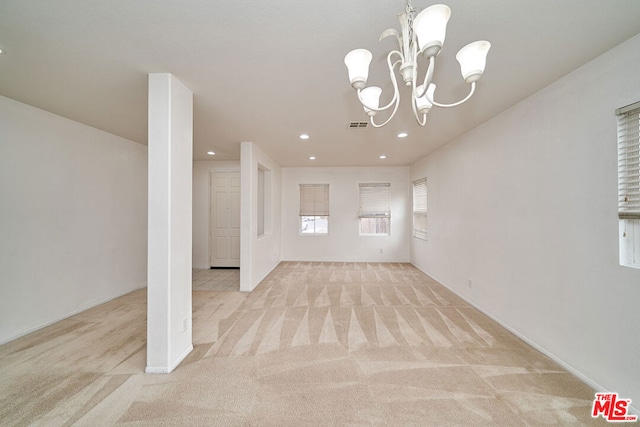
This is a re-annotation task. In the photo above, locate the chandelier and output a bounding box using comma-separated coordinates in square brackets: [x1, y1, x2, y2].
[344, 2, 491, 127]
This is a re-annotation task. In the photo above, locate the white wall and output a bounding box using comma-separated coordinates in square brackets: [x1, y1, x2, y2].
[240, 142, 282, 292]
[0, 95, 147, 345]
[282, 167, 410, 262]
[410, 34, 640, 407]
[192, 160, 240, 269]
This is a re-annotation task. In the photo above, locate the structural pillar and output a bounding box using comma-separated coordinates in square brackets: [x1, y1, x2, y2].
[146, 73, 193, 373]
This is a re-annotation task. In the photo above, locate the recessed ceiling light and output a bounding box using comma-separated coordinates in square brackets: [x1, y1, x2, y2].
[299, 134, 310, 140]
[397, 132, 408, 138]
[207, 151, 215, 155]
[379, 155, 387, 159]
[0, 48, 4, 55]
[309, 156, 316, 160]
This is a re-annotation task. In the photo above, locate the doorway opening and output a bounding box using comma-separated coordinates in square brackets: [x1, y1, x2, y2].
[209, 171, 241, 268]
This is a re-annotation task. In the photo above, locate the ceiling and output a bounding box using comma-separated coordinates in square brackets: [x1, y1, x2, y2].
[1, 1, 639, 167]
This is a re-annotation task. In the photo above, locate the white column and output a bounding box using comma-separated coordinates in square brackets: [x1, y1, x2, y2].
[146, 73, 193, 373]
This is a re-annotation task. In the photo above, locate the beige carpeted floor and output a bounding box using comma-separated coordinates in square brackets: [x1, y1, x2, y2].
[0, 262, 606, 426]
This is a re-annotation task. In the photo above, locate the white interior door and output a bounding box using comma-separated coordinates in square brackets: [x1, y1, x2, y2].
[210, 171, 241, 267]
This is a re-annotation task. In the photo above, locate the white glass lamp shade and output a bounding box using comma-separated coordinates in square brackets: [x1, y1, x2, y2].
[416, 84, 435, 115]
[413, 4, 451, 57]
[344, 49, 373, 90]
[456, 40, 491, 83]
[360, 86, 382, 116]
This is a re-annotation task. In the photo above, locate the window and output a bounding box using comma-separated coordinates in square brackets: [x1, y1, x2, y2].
[257, 167, 265, 236]
[617, 102, 640, 268]
[257, 164, 271, 237]
[359, 183, 390, 235]
[299, 184, 329, 234]
[412, 178, 428, 240]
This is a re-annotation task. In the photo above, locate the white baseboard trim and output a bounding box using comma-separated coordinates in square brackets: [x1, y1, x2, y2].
[409, 262, 640, 416]
[145, 344, 194, 374]
[240, 260, 281, 293]
[0, 284, 147, 346]
[281, 258, 411, 263]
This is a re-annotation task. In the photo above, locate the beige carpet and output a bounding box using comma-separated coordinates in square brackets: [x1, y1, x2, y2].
[0, 262, 606, 426]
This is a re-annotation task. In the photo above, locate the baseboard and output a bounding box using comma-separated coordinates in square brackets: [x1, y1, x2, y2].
[145, 344, 194, 374]
[240, 260, 281, 293]
[0, 284, 147, 346]
[409, 262, 639, 416]
[281, 258, 411, 263]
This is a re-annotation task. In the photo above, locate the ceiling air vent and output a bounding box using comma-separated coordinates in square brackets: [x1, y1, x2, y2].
[348, 121, 368, 128]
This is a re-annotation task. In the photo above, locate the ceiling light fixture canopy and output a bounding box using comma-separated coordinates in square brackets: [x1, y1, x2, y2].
[344, 1, 490, 128]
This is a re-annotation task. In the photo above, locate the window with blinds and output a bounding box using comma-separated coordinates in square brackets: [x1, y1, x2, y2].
[617, 101, 640, 268]
[299, 184, 329, 234]
[358, 183, 390, 235]
[412, 178, 428, 240]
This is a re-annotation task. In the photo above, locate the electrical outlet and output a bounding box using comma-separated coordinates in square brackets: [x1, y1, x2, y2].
[379, 248, 384, 254]
[182, 317, 188, 332]
[467, 278, 472, 289]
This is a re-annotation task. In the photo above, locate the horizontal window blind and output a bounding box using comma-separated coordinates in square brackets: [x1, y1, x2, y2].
[618, 104, 640, 219]
[412, 178, 428, 239]
[299, 184, 329, 216]
[359, 183, 390, 218]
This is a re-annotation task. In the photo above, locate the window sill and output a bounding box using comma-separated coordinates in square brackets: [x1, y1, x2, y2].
[619, 262, 640, 270]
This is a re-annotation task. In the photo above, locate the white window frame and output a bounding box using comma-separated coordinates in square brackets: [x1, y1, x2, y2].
[412, 177, 428, 240]
[257, 164, 272, 237]
[617, 101, 640, 269]
[299, 184, 329, 235]
[358, 183, 390, 236]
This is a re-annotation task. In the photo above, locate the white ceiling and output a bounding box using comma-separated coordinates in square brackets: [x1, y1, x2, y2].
[1, 1, 639, 167]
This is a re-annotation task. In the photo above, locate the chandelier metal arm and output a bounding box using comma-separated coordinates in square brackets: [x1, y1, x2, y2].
[408, 43, 429, 126]
[367, 52, 403, 128]
[412, 55, 435, 99]
[427, 81, 476, 108]
[370, 91, 402, 127]
[355, 51, 403, 112]
[411, 96, 428, 126]
[411, 49, 477, 109]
